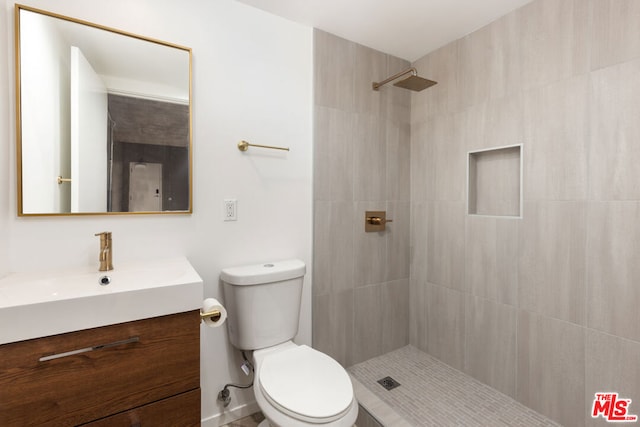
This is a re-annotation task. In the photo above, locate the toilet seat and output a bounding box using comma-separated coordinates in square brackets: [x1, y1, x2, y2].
[258, 345, 354, 424]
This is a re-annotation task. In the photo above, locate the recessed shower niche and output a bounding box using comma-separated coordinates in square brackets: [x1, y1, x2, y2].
[467, 144, 522, 218]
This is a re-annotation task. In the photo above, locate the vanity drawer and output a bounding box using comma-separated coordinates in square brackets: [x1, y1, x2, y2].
[79, 388, 201, 427]
[0, 310, 200, 427]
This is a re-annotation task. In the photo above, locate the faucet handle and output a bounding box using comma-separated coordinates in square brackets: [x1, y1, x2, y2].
[95, 231, 112, 239]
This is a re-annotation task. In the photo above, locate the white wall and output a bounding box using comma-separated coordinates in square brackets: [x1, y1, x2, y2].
[18, 9, 71, 213]
[1, 0, 313, 424]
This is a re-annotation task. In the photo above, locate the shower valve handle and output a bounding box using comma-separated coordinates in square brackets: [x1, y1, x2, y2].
[365, 211, 392, 232]
[367, 216, 392, 225]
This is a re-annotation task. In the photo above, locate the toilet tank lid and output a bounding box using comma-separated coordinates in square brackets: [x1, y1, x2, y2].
[220, 259, 306, 285]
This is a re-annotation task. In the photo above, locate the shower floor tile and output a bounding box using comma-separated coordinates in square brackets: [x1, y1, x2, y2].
[349, 345, 560, 426]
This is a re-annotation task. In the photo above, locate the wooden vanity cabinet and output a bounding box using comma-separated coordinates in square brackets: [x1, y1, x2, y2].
[0, 310, 201, 427]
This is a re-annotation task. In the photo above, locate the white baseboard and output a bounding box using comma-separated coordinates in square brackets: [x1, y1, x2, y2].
[201, 401, 261, 427]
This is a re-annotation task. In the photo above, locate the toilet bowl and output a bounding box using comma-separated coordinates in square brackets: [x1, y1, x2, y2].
[253, 342, 358, 426]
[221, 260, 358, 427]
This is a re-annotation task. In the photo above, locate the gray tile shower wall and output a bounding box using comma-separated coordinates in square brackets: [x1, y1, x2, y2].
[312, 29, 411, 367]
[409, 1, 640, 426]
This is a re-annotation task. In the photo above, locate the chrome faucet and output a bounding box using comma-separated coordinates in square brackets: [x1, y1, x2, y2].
[94, 232, 113, 271]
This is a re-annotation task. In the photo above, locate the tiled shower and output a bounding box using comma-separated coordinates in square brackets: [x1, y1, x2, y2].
[312, 1, 640, 426]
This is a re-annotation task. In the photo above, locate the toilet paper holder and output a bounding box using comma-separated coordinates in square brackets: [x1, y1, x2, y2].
[200, 309, 222, 323]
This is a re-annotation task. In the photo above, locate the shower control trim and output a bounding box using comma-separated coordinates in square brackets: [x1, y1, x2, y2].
[365, 211, 393, 232]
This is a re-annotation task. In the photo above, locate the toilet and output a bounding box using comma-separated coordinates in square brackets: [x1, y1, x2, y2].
[221, 259, 358, 427]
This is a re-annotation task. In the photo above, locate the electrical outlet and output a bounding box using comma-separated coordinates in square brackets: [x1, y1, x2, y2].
[224, 199, 237, 221]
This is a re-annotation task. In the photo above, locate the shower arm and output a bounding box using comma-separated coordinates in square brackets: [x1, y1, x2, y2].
[372, 67, 417, 91]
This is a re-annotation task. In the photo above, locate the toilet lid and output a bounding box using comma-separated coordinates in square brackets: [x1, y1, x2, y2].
[259, 345, 353, 423]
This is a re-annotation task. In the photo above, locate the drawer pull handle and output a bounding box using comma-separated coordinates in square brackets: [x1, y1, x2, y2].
[39, 336, 140, 362]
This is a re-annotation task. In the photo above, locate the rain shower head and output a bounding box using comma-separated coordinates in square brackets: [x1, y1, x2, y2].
[372, 67, 437, 92]
[393, 74, 437, 91]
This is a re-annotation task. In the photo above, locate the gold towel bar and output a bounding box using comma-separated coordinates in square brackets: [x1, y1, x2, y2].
[237, 140, 289, 152]
[200, 309, 221, 323]
[57, 176, 71, 184]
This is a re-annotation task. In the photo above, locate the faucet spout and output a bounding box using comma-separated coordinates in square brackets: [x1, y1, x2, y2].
[94, 232, 113, 271]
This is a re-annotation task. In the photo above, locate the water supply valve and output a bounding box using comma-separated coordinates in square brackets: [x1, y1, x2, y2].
[217, 388, 231, 407]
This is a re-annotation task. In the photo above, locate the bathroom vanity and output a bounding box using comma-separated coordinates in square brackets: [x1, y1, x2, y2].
[0, 257, 203, 426]
[1, 312, 200, 426]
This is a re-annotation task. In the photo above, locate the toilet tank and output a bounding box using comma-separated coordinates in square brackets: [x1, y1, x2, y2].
[221, 259, 306, 350]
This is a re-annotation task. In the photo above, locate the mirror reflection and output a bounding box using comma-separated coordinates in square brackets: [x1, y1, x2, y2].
[16, 5, 192, 215]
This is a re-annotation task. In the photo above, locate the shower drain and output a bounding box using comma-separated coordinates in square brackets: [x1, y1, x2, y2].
[377, 376, 401, 391]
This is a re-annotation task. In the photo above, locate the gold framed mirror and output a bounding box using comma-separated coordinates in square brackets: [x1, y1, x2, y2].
[15, 4, 192, 216]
